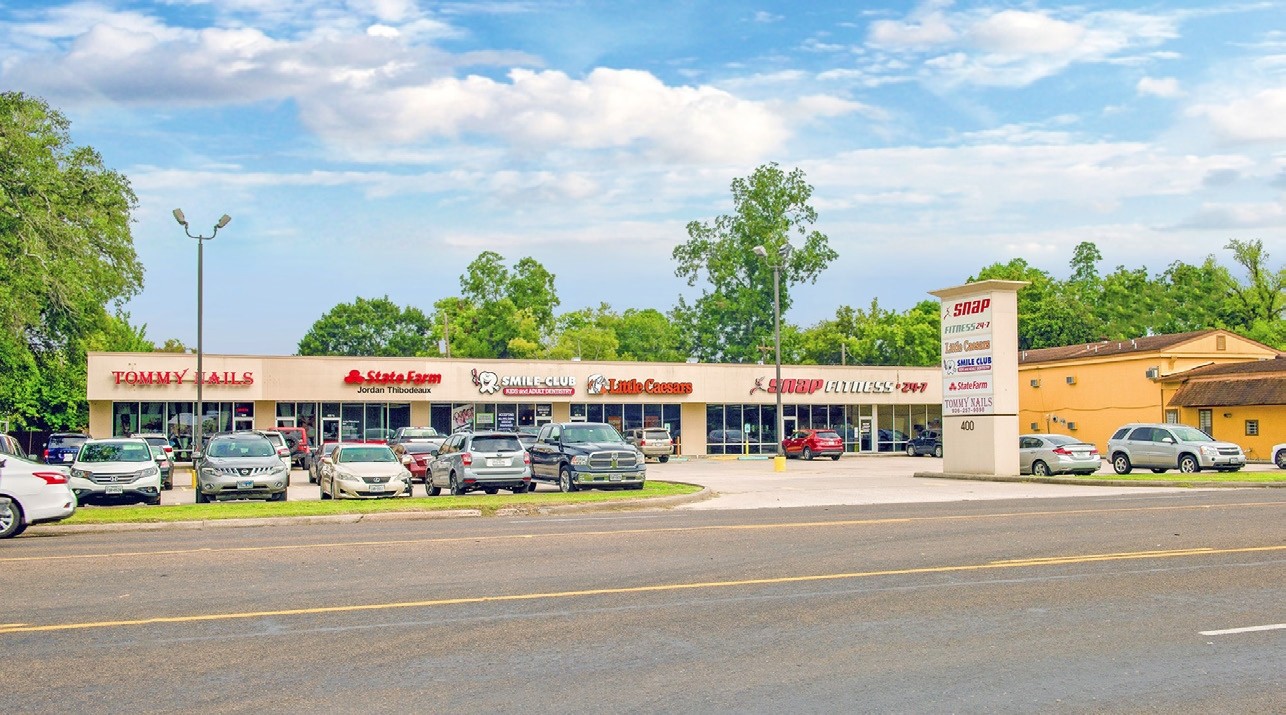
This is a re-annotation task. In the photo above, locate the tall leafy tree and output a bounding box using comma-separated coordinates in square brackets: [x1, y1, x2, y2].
[0, 92, 142, 429]
[1222, 239, 1285, 348]
[672, 163, 838, 362]
[445, 252, 556, 358]
[297, 296, 434, 356]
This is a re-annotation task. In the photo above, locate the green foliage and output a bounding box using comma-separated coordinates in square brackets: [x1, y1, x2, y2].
[671, 163, 838, 362]
[440, 253, 558, 359]
[0, 92, 142, 430]
[297, 296, 433, 356]
[156, 338, 190, 353]
[798, 299, 940, 367]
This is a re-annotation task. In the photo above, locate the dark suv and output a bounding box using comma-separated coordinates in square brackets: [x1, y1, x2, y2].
[905, 430, 942, 458]
[529, 422, 646, 492]
[43, 433, 90, 465]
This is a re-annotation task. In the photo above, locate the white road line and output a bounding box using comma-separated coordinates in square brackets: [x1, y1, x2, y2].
[1199, 623, 1286, 636]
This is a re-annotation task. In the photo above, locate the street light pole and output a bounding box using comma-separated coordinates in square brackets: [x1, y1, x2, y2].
[173, 209, 230, 462]
[753, 243, 792, 472]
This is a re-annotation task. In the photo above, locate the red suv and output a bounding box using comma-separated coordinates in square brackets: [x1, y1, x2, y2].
[782, 429, 844, 461]
[275, 426, 311, 468]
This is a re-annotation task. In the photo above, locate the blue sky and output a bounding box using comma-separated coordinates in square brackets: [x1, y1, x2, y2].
[2, 1, 1283, 355]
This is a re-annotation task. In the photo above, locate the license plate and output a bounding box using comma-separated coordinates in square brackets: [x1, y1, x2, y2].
[368, 484, 386, 493]
[106, 486, 123, 495]
[238, 479, 254, 489]
[609, 474, 623, 482]
[487, 458, 508, 467]
[62, 454, 73, 461]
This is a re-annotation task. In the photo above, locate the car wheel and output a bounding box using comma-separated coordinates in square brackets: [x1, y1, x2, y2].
[276, 489, 289, 502]
[1032, 460, 1051, 477]
[144, 495, 162, 506]
[527, 481, 537, 493]
[831, 454, 841, 461]
[0, 500, 25, 539]
[194, 488, 208, 504]
[308, 472, 317, 484]
[163, 478, 172, 491]
[803, 447, 814, 461]
[320, 480, 332, 500]
[484, 487, 498, 495]
[659, 455, 669, 463]
[1275, 450, 1286, 469]
[1112, 454, 1132, 475]
[932, 445, 943, 458]
[559, 467, 577, 493]
[450, 473, 466, 496]
[427, 479, 442, 496]
[1150, 469, 1167, 474]
[906, 445, 917, 457]
[1178, 455, 1200, 474]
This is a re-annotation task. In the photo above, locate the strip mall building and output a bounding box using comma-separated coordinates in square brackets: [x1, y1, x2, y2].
[86, 353, 944, 458]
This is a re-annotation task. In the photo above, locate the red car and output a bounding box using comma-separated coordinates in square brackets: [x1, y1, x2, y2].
[782, 429, 844, 461]
[396, 442, 438, 485]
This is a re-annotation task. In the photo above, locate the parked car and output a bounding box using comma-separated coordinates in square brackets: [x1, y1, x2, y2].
[397, 442, 438, 486]
[275, 426, 312, 468]
[0, 452, 76, 538]
[308, 442, 340, 484]
[132, 432, 175, 489]
[626, 428, 675, 463]
[1106, 423, 1246, 474]
[320, 443, 412, 499]
[363, 428, 395, 444]
[43, 432, 89, 465]
[529, 422, 645, 492]
[429, 431, 532, 496]
[782, 428, 844, 460]
[1018, 434, 1100, 476]
[0, 433, 28, 459]
[905, 430, 942, 458]
[389, 426, 447, 451]
[248, 429, 294, 471]
[194, 432, 291, 502]
[1274, 443, 1286, 469]
[68, 438, 163, 505]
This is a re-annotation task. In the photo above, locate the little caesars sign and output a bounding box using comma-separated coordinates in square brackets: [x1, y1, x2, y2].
[940, 296, 994, 416]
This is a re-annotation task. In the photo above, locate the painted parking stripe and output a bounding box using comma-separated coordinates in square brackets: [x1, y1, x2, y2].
[1, 544, 1281, 636]
[1199, 623, 1286, 636]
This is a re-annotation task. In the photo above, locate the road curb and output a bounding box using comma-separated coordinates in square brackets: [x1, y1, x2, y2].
[914, 471, 1285, 488]
[31, 486, 713, 535]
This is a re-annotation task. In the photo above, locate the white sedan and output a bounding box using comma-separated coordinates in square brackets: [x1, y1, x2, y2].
[0, 453, 77, 538]
[319, 444, 412, 499]
[1274, 443, 1286, 469]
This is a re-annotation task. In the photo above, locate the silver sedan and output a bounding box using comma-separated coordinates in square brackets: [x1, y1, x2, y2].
[1019, 434, 1101, 476]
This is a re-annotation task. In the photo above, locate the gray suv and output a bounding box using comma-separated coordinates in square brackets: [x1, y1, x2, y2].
[1106, 423, 1246, 475]
[194, 433, 291, 502]
[428, 431, 531, 496]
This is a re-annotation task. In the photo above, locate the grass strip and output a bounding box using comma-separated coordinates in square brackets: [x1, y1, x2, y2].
[63, 481, 703, 524]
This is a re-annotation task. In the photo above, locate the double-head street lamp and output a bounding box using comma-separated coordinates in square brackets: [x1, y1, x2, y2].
[172, 209, 231, 460]
[753, 242, 793, 471]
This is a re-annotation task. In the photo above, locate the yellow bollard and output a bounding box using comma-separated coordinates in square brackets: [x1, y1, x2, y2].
[773, 455, 786, 472]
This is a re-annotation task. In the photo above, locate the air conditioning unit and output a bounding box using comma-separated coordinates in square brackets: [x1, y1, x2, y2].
[1145, 367, 1159, 379]
[1067, 422, 1078, 430]
[1030, 379, 1041, 388]
[1066, 376, 1077, 385]
[1030, 422, 1039, 430]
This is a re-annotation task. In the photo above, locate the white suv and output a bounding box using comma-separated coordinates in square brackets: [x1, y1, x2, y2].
[68, 438, 163, 505]
[1106, 423, 1246, 475]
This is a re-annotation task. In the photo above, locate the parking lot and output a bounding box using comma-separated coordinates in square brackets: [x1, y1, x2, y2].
[126, 455, 1282, 511]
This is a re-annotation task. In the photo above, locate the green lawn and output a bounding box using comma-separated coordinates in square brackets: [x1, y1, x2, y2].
[61, 481, 703, 524]
[1068, 471, 1286, 484]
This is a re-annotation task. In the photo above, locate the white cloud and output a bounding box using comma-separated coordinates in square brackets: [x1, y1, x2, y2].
[1189, 87, 1286, 142]
[964, 10, 1085, 56]
[1136, 76, 1183, 98]
[868, 0, 956, 48]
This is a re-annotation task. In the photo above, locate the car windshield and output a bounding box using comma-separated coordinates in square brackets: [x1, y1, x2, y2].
[140, 436, 169, 447]
[471, 436, 522, 452]
[207, 438, 275, 458]
[562, 425, 624, 444]
[50, 435, 88, 447]
[404, 443, 438, 454]
[399, 428, 440, 439]
[338, 447, 396, 463]
[643, 430, 670, 440]
[1170, 426, 1214, 442]
[816, 431, 841, 440]
[79, 442, 152, 463]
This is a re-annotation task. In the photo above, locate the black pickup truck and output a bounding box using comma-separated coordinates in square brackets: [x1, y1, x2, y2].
[528, 422, 646, 492]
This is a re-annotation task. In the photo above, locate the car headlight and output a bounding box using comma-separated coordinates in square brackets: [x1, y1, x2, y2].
[570, 455, 589, 465]
[201, 467, 219, 476]
[337, 470, 361, 482]
[1199, 445, 1218, 456]
[135, 466, 159, 479]
[71, 468, 90, 480]
[271, 463, 289, 474]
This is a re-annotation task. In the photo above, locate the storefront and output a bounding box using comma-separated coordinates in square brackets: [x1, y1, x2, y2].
[87, 353, 941, 457]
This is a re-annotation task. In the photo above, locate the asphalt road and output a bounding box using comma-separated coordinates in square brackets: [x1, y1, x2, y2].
[3, 489, 1282, 713]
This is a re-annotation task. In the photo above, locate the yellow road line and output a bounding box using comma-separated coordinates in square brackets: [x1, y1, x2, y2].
[3, 500, 1281, 564]
[1, 545, 1281, 635]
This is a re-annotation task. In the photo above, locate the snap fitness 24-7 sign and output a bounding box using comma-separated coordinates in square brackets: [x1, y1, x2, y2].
[749, 377, 928, 395]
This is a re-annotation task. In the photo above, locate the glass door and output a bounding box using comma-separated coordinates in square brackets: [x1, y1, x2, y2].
[321, 417, 341, 445]
[859, 417, 873, 452]
[233, 416, 254, 432]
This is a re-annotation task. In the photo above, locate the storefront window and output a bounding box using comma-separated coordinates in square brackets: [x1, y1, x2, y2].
[113, 403, 138, 437]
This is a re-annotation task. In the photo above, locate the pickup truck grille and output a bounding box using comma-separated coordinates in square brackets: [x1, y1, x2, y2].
[588, 451, 638, 469]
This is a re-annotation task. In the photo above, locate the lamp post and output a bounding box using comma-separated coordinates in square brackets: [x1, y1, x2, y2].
[172, 209, 231, 462]
[753, 242, 792, 472]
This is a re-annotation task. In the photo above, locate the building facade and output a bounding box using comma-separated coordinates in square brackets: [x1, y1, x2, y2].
[1159, 358, 1286, 462]
[87, 353, 943, 458]
[1017, 330, 1282, 452]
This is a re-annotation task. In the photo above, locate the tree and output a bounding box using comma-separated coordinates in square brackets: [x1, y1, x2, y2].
[1223, 239, 1285, 348]
[297, 296, 434, 356]
[613, 308, 685, 362]
[443, 252, 557, 358]
[971, 258, 1099, 349]
[0, 92, 142, 430]
[672, 163, 838, 362]
[156, 338, 190, 353]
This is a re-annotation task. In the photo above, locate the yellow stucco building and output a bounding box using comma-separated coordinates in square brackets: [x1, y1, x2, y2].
[1017, 330, 1283, 456]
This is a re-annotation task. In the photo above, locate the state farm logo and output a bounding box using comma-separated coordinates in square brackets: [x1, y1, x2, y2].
[343, 369, 441, 385]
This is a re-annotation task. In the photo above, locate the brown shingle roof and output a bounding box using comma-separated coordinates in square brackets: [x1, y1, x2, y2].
[1167, 376, 1286, 407]
[1019, 330, 1214, 365]
[1165, 357, 1286, 379]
